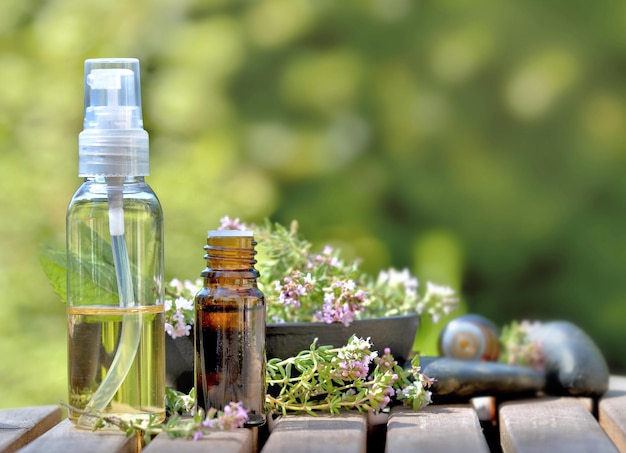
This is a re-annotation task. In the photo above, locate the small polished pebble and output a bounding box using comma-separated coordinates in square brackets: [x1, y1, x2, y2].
[527, 320, 609, 397]
[417, 357, 545, 402]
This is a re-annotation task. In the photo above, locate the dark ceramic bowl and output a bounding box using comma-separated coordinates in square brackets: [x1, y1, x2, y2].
[166, 313, 420, 392]
[166, 334, 195, 392]
[266, 314, 420, 365]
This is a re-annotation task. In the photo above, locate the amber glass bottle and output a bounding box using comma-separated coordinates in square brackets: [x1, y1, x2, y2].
[195, 230, 266, 426]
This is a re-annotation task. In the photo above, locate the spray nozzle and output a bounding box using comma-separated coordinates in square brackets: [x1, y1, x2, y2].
[87, 68, 133, 91]
[79, 58, 149, 177]
[84, 63, 142, 130]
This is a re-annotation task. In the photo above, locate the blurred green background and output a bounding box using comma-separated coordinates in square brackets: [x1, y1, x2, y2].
[2, 0, 626, 408]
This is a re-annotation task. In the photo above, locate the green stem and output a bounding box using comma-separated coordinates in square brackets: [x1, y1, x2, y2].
[266, 394, 373, 414]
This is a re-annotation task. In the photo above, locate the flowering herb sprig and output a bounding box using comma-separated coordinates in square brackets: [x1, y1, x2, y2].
[164, 278, 202, 339]
[62, 387, 248, 445]
[217, 216, 459, 328]
[266, 335, 434, 415]
[363, 269, 458, 323]
[499, 320, 545, 371]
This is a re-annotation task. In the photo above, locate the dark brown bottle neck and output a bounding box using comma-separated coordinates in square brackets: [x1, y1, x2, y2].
[201, 234, 259, 278]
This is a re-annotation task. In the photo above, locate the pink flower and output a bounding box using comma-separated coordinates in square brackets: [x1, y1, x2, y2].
[274, 271, 315, 309]
[330, 337, 376, 381]
[164, 321, 191, 339]
[218, 216, 249, 231]
[315, 279, 366, 326]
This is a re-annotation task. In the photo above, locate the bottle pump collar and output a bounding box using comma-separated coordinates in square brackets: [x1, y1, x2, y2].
[78, 58, 149, 177]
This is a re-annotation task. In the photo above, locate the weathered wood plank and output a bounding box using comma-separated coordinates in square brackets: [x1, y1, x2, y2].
[599, 376, 626, 452]
[260, 413, 367, 453]
[16, 419, 138, 453]
[386, 405, 490, 453]
[0, 405, 61, 453]
[500, 397, 619, 453]
[143, 428, 253, 453]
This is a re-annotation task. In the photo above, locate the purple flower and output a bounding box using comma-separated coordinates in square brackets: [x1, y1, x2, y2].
[202, 418, 216, 428]
[190, 402, 249, 440]
[164, 320, 191, 339]
[217, 402, 249, 430]
[330, 336, 377, 381]
[375, 347, 398, 374]
[274, 271, 315, 309]
[307, 245, 342, 269]
[315, 279, 366, 326]
[218, 216, 249, 231]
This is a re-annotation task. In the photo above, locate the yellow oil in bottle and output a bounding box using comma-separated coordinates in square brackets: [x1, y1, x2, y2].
[67, 305, 165, 424]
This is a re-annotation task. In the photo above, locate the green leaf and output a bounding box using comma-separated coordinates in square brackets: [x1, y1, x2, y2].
[40, 245, 68, 303]
[41, 220, 153, 306]
[40, 242, 119, 306]
[72, 249, 118, 300]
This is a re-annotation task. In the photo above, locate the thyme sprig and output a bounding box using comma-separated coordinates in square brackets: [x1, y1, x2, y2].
[60, 337, 435, 443]
[61, 387, 248, 445]
[266, 335, 434, 416]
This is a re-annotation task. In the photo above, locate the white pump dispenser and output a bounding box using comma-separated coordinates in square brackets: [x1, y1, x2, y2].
[79, 59, 149, 177]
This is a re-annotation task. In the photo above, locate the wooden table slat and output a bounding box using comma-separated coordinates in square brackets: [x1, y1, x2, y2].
[600, 377, 626, 453]
[5, 375, 626, 452]
[143, 428, 253, 453]
[500, 397, 619, 453]
[385, 405, 490, 453]
[0, 405, 61, 453]
[260, 413, 367, 453]
[16, 419, 138, 453]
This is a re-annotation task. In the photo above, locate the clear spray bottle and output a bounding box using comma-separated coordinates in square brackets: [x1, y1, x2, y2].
[66, 58, 165, 427]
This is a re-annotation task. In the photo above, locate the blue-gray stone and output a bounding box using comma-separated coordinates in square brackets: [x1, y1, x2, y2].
[527, 320, 609, 397]
[418, 357, 545, 402]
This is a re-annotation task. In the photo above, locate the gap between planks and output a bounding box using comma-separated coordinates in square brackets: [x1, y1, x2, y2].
[599, 376, 626, 452]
